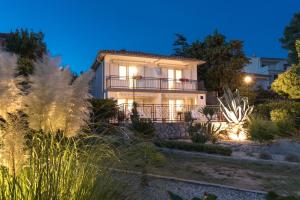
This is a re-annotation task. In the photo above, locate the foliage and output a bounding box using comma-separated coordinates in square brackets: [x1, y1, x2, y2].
[125, 142, 165, 186]
[89, 98, 119, 134]
[24, 56, 94, 137]
[91, 98, 118, 122]
[255, 101, 300, 119]
[270, 109, 296, 136]
[173, 31, 249, 93]
[154, 140, 232, 156]
[189, 122, 222, 144]
[258, 152, 273, 160]
[266, 191, 299, 200]
[188, 123, 209, 144]
[280, 12, 300, 64]
[130, 102, 155, 139]
[271, 64, 300, 100]
[168, 191, 217, 200]
[249, 118, 279, 143]
[0, 131, 130, 200]
[218, 88, 253, 139]
[5, 29, 47, 76]
[285, 154, 300, 163]
[199, 106, 217, 122]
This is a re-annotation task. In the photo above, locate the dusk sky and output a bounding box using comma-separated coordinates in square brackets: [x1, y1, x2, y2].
[1, 0, 299, 73]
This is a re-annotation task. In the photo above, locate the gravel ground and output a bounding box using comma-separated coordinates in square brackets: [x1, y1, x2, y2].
[129, 175, 266, 200]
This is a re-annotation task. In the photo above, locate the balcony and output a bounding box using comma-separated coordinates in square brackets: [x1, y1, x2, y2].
[116, 104, 224, 122]
[106, 76, 205, 92]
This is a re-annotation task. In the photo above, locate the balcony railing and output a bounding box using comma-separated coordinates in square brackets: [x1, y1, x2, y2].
[106, 76, 205, 92]
[116, 104, 224, 122]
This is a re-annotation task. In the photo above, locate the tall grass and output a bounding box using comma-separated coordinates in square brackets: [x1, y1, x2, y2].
[0, 131, 129, 200]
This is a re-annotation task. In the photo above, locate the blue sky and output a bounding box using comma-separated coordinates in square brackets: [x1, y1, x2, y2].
[0, 0, 299, 72]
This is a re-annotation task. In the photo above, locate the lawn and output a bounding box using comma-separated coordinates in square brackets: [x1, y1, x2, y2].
[120, 149, 300, 195]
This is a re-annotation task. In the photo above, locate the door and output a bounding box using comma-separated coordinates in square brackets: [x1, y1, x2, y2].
[128, 66, 137, 88]
[168, 69, 174, 89]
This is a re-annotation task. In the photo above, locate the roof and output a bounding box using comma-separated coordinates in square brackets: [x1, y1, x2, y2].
[0, 33, 10, 38]
[96, 50, 204, 64]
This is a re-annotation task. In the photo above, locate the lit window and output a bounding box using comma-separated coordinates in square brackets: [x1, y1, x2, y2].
[119, 66, 127, 80]
[176, 70, 182, 83]
[176, 99, 184, 112]
[127, 99, 134, 112]
[117, 99, 126, 105]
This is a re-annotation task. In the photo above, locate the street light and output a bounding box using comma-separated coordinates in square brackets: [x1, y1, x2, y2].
[244, 75, 252, 98]
[244, 76, 252, 85]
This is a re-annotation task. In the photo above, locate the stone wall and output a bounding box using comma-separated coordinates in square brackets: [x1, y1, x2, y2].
[154, 122, 190, 139]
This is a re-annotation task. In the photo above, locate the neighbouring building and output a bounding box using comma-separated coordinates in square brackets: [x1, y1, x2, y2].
[243, 57, 289, 90]
[91, 50, 213, 122]
[0, 33, 9, 49]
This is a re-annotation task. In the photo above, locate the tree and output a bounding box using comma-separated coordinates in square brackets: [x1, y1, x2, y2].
[5, 29, 47, 76]
[173, 31, 248, 93]
[272, 40, 300, 99]
[280, 12, 300, 64]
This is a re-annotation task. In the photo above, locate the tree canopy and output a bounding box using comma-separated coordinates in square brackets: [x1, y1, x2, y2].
[173, 31, 248, 93]
[280, 12, 300, 64]
[271, 41, 300, 99]
[5, 29, 47, 76]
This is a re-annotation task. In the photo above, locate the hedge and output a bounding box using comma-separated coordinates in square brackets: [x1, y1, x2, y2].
[154, 140, 232, 156]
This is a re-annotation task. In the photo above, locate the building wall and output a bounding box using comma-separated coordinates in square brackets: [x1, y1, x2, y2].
[243, 57, 288, 89]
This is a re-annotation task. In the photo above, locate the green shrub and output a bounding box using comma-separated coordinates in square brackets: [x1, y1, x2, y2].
[266, 191, 299, 200]
[285, 154, 300, 163]
[258, 152, 272, 160]
[249, 118, 279, 143]
[91, 98, 119, 122]
[255, 101, 300, 122]
[154, 140, 232, 156]
[130, 102, 155, 139]
[188, 123, 209, 144]
[271, 109, 296, 136]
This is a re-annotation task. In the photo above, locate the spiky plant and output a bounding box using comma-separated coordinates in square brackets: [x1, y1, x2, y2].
[218, 88, 253, 140]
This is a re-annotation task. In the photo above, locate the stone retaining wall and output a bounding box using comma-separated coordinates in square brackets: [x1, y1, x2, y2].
[154, 122, 189, 139]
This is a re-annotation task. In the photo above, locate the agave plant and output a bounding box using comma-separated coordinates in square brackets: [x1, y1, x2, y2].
[218, 88, 253, 140]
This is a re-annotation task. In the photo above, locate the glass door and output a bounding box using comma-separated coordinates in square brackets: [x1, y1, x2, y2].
[168, 69, 174, 89]
[128, 66, 137, 88]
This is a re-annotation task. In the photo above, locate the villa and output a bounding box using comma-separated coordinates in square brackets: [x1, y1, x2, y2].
[91, 50, 210, 122]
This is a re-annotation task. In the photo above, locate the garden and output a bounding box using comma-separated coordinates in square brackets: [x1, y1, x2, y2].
[0, 30, 299, 200]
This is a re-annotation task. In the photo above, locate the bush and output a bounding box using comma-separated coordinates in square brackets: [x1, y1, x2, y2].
[130, 102, 155, 139]
[285, 154, 300, 163]
[271, 109, 296, 136]
[90, 98, 119, 122]
[154, 140, 232, 156]
[255, 101, 300, 123]
[266, 191, 299, 200]
[249, 118, 279, 143]
[259, 152, 272, 160]
[188, 123, 209, 144]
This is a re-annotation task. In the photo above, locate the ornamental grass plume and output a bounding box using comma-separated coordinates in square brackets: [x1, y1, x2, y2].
[24, 56, 94, 136]
[0, 51, 23, 119]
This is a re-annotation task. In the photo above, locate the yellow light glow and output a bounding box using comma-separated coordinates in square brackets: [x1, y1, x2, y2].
[228, 128, 247, 141]
[244, 76, 252, 84]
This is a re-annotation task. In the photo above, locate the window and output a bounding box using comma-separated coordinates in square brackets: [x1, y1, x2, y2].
[117, 99, 126, 105]
[175, 99, 184, 112]
[127, 99, 134, 112]
[119, 66, 126, 80]
[176, 70, 182, 83]
[128, 66, 137, 88]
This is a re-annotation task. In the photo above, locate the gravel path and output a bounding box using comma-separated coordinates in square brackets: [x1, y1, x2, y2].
[115, 170, 266, 200]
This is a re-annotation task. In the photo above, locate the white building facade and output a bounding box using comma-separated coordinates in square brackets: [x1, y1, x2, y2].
[243, 57, 289, 90]
[91, 50, 214, 122]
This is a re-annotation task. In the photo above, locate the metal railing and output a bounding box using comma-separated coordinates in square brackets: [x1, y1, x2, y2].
[117, 104, 224, 123]
[106, 76, 205, 92]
